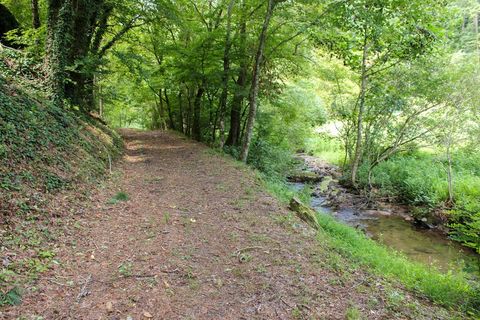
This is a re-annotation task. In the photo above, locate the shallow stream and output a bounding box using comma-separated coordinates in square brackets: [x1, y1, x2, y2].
[289, 178, 479, 274]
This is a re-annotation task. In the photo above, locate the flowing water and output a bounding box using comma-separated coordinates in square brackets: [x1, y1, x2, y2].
[289, 181, 479, 274]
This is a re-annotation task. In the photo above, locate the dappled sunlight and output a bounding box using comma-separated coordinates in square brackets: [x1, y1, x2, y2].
[125, 154, 148, 163]
[2, 0, 479, 316]
[155, 145, 186, 150]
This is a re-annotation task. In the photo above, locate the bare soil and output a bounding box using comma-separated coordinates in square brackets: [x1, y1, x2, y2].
[1, 130, 457, 319]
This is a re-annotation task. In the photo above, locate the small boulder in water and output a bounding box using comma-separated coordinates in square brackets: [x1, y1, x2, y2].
[288, 171, 322, 183]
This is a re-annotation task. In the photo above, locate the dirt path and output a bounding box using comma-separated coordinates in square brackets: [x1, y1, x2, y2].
[2, 130, 452, 319]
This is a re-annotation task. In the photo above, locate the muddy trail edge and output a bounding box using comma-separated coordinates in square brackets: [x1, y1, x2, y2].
[2, 130, 454, 319]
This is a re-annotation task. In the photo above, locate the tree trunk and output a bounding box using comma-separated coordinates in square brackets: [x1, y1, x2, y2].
[185, 86, 193, 136]
[218, 0, 235, 148]
[226, 0, 247, 147]
[193, 85, 205, 141]
[178, 90, 184, 133]
[64, 0, 100, 111]
[164, 89, 175, 130]
[350, 31, 369, 186]
[159, 90, 166, 130]
[47, 0, 73, 107]
[446, 135, 454, 204]
[46, 0, 61, 67]
[46, 0, 130, 111]
[239, 0, 276, 162]
[32, 0, 41, 29]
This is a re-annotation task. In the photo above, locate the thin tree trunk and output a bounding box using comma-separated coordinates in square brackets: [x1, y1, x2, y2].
[446, 135, 454, 204]
[239, 0, 277, 162]
[159, 90, 166, 130]
[178, 90, 184, 133]
[218, 0, 235, 148]
[211, 104, 219, 143]
[186, 86, 193, 136]
[240, 103, 249, 143]
[164, 89, 175, 130]
[193, 84, 205, 141]
[350, 31, 369, 186]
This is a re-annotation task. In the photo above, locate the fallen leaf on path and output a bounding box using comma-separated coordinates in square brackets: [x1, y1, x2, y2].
[106, 301, 113, 313]
[143, 311, 153, 318]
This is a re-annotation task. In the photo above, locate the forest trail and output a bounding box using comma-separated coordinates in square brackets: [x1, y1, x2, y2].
[3, 130, 445, 319]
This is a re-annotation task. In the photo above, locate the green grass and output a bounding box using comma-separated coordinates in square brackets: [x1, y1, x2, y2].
[259, 174, 312, 204]
[307, 135, 345, 166]
[345, 305, 362, 320]
[107, 191, 129, 204]
[0, 287, 22, 307]
[314, 210, 480, 313]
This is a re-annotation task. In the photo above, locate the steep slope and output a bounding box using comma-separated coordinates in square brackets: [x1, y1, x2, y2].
[0, 46, 122, 305]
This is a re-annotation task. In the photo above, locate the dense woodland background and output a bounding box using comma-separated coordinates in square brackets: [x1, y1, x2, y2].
[1, 0, 480, 311]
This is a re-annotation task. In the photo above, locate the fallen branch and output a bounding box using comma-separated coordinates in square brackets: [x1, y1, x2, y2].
[235, 246, 263, 254]
[125, 274, 157, 279]
[76, 274, 92, 302]
[161, 268, 180, 274]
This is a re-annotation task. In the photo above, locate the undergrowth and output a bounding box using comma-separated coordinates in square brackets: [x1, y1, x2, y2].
[310, 134, 480, 257]
[356, 152, 480, 254]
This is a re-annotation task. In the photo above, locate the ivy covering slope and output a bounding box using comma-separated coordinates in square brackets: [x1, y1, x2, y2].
[0, 47, 122, 305]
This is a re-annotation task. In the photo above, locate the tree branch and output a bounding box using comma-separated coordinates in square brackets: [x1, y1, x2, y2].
[98, 15, 143, 57]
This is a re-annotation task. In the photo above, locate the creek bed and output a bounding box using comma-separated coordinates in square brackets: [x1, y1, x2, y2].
[289, 178, 479, 274]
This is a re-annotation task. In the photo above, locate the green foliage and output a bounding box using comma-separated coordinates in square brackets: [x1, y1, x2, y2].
[358, 154, 448, 207]
[0, 287, 22, 307]
[449, 175, 480, 254]
[245, 80, 328, 179]
[0, 83, 121, 196]
[108, 191, 129, 204]
[345, 305, 362, 320]
[248, 139, 296, 180]
[357, 150, 480, 253]
[307, 133, 345, 165]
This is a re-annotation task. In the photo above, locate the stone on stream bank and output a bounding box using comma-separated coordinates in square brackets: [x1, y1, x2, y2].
[318, 175, 333, 193]
[289, 197, 320, 230]
[288, 171, 322, 183]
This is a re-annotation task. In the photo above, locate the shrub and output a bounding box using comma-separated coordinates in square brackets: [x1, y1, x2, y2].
[356, 151, 480, 253]
[248, 138, 296, 180]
